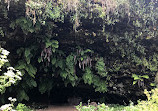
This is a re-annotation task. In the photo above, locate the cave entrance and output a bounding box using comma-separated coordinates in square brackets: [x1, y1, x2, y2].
[28, 84, 131, 107]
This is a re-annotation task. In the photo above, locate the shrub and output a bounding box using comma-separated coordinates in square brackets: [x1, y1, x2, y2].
[16, 103, 32, 111]
[136, 88, 158, 111]
[76, 88, 158, 111]
[0, 97, 33, 111]
[0, 48, 22, 94]
[0, 97, 17, 111]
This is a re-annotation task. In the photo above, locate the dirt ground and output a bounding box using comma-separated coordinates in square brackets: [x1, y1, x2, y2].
[36, 105, 78, 111]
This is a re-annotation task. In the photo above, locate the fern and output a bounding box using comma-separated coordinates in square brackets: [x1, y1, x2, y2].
[38, 78, 53, 94]
[92, 75, 108, 93]
[59, 54, 78, 86]
[17, 90, 29, 102]
[95, 58, 108, 77]
[83, 67, 93, 85]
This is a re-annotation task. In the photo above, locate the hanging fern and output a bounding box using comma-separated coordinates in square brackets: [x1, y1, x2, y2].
[83, 67, 93, 85]
[95, 57, 108, 77]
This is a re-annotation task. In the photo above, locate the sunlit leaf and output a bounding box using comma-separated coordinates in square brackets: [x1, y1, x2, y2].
[141, 75, 149, 79]
[133, 81, 137, 85]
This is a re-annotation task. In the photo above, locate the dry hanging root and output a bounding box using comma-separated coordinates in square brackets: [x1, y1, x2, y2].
[76, 49, 92, 71]
[41, 46, 52, 66]
[25, 0, 36, 24]
[4, 0, 11, 10]
[25, 0, 46, 24]
[78, 57, 92, 71]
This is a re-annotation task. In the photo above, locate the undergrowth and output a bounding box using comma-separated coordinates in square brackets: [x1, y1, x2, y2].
[76, 88, 158, 111]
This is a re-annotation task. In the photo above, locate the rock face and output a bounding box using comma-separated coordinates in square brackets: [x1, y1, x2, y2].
[1, 0, 157, 105]
[67, 97, 82, 105]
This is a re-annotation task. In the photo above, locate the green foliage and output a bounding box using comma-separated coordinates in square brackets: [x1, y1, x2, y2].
[16, 103, 32, 111]
[76, 102, 128, 111]
[92, 75, 108, 93]
[1, 0, 158, 104]
[10, 17, 41, 34]
[83, 67, 108, 93]
[0, 97, 32, 111]
[26, 77, 37, 88]
[46, 4, 64, 22]
[0, 97, 17, 111]
[25, 0, 130, 28]
[77, 88, 158, 111]
[13, 46, 38, 101]
[131, 0, 158, 39]
[83, 67, 93, 85]
[64, 54, 78, 86]
[17, 89, 29, 101]
[136, 88, 158, 111]
[54, 48, 108, 92]
[95, 58, 107, 77]
[16, 47, 37, 78]
[132, 74, 149, 85]
[0, 48, 9, 69]
[0, 67, 22, 94]
[38, 78, 53, 94]
[45, 38, 59, 52]
[0, 27, 4, 37]
[0, 48, 22, 94]
[23, 0, 158, 39]
[76, 102, 98, 111]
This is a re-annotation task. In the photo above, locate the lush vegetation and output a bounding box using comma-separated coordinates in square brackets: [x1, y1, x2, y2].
[0, 97, 32, 111]
[76, 88, 158, 111]
[0, 0, 158, 110]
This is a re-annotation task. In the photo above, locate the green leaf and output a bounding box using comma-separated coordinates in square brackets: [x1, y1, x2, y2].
[133, 81, 137, 85]
[28, 72, 35, 78]
[69, 75, 75, 81]
[25, 57, 30, 64]
[52, 40, 59, 44]
[46, 42, 52, 48]
[84, 49, 93, 53]
[80, 51, 84, 56]
[71, 81, 76, 87]
[27, 64, 37, 78]
[141, 75, 149, 79]
[10, 22, 16, 29]
[52, 44, 59, 48]
[38, 57, 42, 63]
[25, 48, 31, 58]
[25, 65, 29, 72]
[31, 80, 37, 87]
[17, 90, 29, 101]
[32, 66, 37, 75]
[150, 83, 156, 86]
[58, 60, 64, 69]
[52, 48, 56, 52]
[132, 74, 140, 80]
[16, 48, 23, 55]
[39, 83, 47, 94]
[51, 58, 56, 65]
[16, 60, 26, 69]
[16, 64, 25, 70]
[60, 71, 67, 79]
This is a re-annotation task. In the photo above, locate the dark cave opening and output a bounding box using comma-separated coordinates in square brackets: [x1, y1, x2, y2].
[27, 85, 144, 107]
